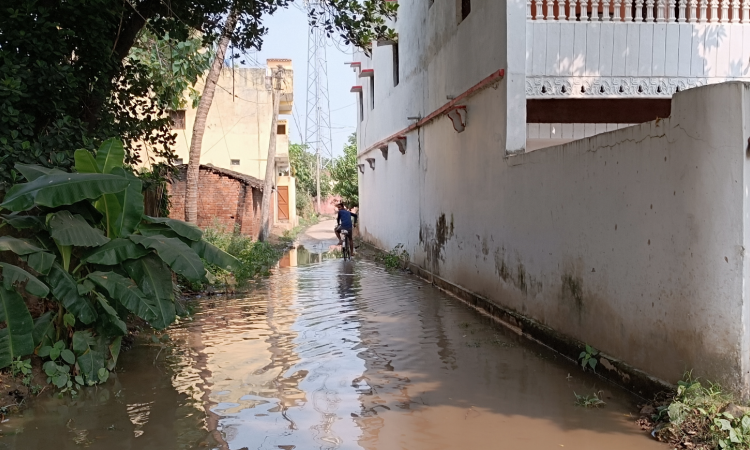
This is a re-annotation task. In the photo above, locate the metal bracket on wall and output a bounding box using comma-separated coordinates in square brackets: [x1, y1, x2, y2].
[395, 136, 407, 154]
[379, 144, 389, 160]
[366, 158, 376, 170]
[446, 106, 467, 133]
[358, 164, 365, 174]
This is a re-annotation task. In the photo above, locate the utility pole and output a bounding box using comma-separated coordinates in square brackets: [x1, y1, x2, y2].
[259, 65, 285, 242]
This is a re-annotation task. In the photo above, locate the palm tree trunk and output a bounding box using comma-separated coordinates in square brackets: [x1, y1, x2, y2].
[259, 73, 283, 242]
[184, 9, 239, 223]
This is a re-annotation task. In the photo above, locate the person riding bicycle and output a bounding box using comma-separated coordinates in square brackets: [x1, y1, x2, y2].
[335, 202, 357, 255]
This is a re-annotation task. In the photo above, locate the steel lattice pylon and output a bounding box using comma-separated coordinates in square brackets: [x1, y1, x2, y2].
[304, 1, 333, 210]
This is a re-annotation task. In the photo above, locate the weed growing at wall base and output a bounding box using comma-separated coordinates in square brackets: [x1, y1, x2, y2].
[641, 373, 750, 449]
[375, 244, 410, 270]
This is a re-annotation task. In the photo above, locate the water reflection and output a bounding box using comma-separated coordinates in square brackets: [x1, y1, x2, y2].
[4, 254, 664, 450]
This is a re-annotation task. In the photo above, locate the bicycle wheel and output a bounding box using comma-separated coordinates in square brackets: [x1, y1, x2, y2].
[342, 237, 350, 260]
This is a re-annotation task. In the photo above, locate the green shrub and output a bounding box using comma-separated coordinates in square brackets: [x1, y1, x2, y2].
[202, 223, 281, 284]
[375, 244, 409, 270]
[0, 139, 236, 391]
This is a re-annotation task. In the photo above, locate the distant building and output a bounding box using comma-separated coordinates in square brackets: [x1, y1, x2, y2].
[168, 59, 297, 231]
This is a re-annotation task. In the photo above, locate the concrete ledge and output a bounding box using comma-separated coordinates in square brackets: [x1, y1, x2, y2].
[360, 240, 674, 400]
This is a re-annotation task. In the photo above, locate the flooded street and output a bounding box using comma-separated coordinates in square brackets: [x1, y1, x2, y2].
[1, 228, 664, 449]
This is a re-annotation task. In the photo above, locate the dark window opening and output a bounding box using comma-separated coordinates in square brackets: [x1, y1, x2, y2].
[230, 159, 240, 166]
[358, 92, 364, 122]
[392, 43, 400, 87]
[461, 0, 471, 21]
[277, 124, 287, 134]
[170, 110, 186, 129]
[369, 76, 375, 110]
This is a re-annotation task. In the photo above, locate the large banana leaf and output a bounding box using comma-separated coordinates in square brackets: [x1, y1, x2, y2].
[124, 255, 175, 329]
[0, 287, 34, 368]
[46, 264, 98, 324]
[88, 271, 158, 323]
[49, 211, 109, 247]
[0, 236, 46, 255]
[111, 169, 143, 237]
[15, 164, 65, 181]
[95, 295, 127, 336]
[74, 149, 100, 174]
[32, 311, 55, 347]
[0, 263, 49, 297]
[96, 193, 121, 238]
[143, 216, 203, 241]
[1, 172, 131, 211]
[72, 330, 105, 385]
[22, 252, 56, 275]
[191, 240, 239, 271]
[82, 238, 149, 265]
[1, 214, 44, 230]
[130, 235, 206, 282]
[96, 138, 124, 174]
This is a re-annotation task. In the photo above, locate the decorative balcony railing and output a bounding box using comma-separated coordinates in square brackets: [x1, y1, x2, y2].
[526, 0, 750, 98]
[528, 0, 750, 22]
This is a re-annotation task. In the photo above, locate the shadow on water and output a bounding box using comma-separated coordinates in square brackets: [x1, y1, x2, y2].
[3, 251, 666, 449]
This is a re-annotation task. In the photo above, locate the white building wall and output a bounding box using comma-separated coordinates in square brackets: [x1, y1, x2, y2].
[355, 1, 750, 394]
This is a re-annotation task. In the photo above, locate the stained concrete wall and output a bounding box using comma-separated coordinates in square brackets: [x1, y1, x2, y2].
[361, 81, 750, 395]
[355, 2, 750, 395]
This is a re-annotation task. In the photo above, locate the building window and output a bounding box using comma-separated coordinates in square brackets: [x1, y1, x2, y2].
[175, 158, 184, 165]
[369, 76, 375, 110]
[169, 110, 186, 129]
[230, 159, 240, 166]
[358, 91, 364, 122]
[457, 0, 471, 22]
[277, 124, 287, 134]
[392, 43, 400, 87]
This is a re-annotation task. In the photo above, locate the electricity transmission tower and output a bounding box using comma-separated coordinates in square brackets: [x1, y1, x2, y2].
[304, 0, 333, 212]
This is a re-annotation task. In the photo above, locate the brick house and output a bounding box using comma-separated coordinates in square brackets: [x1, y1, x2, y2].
[169, 164, 265, 236]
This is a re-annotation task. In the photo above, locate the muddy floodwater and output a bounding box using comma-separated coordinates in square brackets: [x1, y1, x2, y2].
[2, 247, 664, 449]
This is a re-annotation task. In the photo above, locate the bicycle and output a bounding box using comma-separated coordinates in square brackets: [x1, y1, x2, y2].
[341, 229, 352, 261]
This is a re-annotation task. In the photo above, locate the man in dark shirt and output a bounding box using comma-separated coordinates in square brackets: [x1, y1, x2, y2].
[335, 203, 357, 254]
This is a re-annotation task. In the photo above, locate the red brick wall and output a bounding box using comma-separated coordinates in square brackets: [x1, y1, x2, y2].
[168, 168, 263, 237]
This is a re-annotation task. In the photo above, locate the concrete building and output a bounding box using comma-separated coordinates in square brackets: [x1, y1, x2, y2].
[353, 1, 750, 397]
[170, 59, 297, 229]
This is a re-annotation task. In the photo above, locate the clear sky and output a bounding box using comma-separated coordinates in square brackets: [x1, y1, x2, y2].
[250, 4, 357, 159]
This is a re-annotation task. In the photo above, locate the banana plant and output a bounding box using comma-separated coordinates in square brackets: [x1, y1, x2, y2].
[0, 138, 237, 386]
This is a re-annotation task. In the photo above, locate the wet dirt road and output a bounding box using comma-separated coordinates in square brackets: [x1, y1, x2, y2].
[2, 228, 664, 449]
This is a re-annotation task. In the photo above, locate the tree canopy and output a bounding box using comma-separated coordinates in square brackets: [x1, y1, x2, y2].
[0, 0, 397, 186]
[330, 134, 358, 207]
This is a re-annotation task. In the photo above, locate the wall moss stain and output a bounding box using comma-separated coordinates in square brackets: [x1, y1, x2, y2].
[561, 273, 584, 319]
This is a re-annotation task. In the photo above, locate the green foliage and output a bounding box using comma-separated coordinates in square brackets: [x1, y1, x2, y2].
[0, 139, 237, 392]
[289, 143, 331, 210]
[128, 29, 211, 111]
[650, 373, 750, 450]
[574, 392, 606, 408]
[578, 344, 599, 372]
[330, 134, 359, 207]
[0, 0, 178, 186]
[376, 244, 409, 270]
[202, 224, 281, 284]
[0, 0, 397, 187]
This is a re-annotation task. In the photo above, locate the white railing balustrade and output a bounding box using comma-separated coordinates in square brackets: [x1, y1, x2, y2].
[526, 0, 750, 21]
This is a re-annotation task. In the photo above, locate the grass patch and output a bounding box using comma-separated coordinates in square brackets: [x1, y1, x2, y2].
[640, 373, 750, 449]
[374, 244, 410, 270]
[201, 223, 282, 287]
